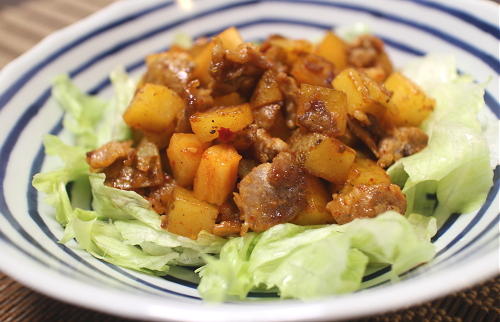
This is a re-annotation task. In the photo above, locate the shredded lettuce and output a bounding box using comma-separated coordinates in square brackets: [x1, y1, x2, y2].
[173, 33, 193, 49]
[95, 67, 135, 146]
[52, 67, 134, 150]
[336, 22, 372, 42]
[198, 212, 435, 301]
[32, 135, 89, 226]
[51, 76, 106, 150]
[388, 55, 493, 225]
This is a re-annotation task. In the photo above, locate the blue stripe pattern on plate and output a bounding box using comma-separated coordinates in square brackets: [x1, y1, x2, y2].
[0, 0, 498, 300]
[409, 0, 500, 39]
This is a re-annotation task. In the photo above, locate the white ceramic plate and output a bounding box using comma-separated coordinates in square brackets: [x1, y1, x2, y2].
[0, 0, 498, 321]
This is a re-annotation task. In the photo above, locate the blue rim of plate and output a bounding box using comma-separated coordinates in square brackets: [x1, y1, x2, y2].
[0, 0, 498, 301]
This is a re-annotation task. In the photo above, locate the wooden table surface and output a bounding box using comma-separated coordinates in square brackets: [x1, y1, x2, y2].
[0, 0, 498, 321]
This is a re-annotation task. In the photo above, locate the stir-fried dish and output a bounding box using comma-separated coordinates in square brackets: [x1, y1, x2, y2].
[33, 25, 492, 301]
[86, 27, 433, 239]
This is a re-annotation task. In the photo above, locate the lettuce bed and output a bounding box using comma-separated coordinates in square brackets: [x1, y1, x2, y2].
[33, 56, 492, 301]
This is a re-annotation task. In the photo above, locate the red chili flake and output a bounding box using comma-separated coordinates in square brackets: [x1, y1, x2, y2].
[218, 127, 235, 142]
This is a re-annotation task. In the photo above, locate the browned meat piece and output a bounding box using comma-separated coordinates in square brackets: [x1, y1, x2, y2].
[147, 178, 175, 215]
[348, 35, 393, 80]
[224, 125, 288, 161]
[276, 72, 300, 129]
[210, 40, 272, 97]
[218, 200, 241, 222]
[260, 34, 315, 69]
[326, 183, 406, 224]
[246, 125, 289, 163]
[253, 104, 282, 130]
[98, 138, 165, 190]
[348, 35, 384, 68]
[347, 118, 380, 157]
[176, 79, 215, 133]
[213, 221, 242, 237]
[361, 66, 387, 84]
[135, 139, 163, 174]
[378, 126, 428, 168]
[86, 141, 133, 169]
[338, 126, 359, 147]
[297, 100, 338, 137]
[291, 53, 334, 88]
[235, 152, 306, 232]
[142, 50, 195, 95]
[184, 79, 214, 112]
[238, 158, 258, 179]
[260, 41, 289, 73]
[213, 200, 242, 236]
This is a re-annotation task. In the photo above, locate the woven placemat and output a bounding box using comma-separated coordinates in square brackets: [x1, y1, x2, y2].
[1, 272, 498, 322]
[0, 0, 498, 321]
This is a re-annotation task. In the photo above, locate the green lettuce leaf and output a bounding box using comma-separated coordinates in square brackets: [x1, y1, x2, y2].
[95, 67, 135, 146]
[336, 22, 372, 42]
[173, 33, 193, 49]
[52, 75, 107, 150]
[71, 209, 178, 274]
[89, 173, 226, 261]
[32, 135, 89, 226]
[388, 55, 493, 225]
[52, 67, 134, 150]
[347, 212, 436, 276]
[198, 212, 435, 301]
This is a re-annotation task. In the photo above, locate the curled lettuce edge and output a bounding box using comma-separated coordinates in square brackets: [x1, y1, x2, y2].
[33, 53, 493, 301]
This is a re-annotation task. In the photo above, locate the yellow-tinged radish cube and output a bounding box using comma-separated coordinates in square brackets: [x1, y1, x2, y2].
[315, 32, 347, 72]
[291, 131, 356, 184]
[140, 124, 176, 149]
[192, 41, 216, 85]
[167, 134, 211, 187]
[332, 68, 391, 119]
[305, 137, 356, 184]
[346, 157, 390, 187]
[123, 83, 185, 133]
[194, 144, 242, 205]
[192, 27, 243, 85]
[190, 104, 253, 142]
[291, 54, 335, 88]
[216, 26, 244, 51]
[268, 37, 314, 64]
[251, 70, 283, 108]
[165, 187, 219, 239]
[291, 175, 334, 225]
[383, 72, 435, 127]
[297, 84, 347, 137]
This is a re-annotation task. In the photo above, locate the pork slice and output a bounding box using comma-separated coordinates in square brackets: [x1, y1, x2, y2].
[236, 152, 306, 232]
[327, 183, 406, 224]
[86, 141, 133, 169]
[142, 50, 194, 95]
[253, 103, 282, 130]
[377, 126, 428, 168]
[297, 99, 339, 137]
[147, 178, 176, 215]
[100, 138, 165, 190]
[246, 125, 289, 163]
[210, 41, 272, 97]
[276, 72, 300, 129]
